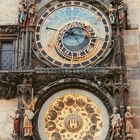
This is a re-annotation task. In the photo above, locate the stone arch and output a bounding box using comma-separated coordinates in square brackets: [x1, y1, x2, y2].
[123, 88, 129, 111]
[114, 88, 121, 111]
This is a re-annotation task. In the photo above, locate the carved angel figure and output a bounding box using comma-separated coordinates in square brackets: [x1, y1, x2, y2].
[22, 97, 37, 136]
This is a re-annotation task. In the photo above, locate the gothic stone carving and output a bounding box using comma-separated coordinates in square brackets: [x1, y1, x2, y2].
[0, 25, 18, 34]
[19, 1, 36, 27]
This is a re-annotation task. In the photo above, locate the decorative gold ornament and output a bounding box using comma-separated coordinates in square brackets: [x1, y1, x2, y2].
[44, 94, 103, 140]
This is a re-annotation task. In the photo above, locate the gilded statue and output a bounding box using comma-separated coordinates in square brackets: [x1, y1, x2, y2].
[22, 97, 37, 136]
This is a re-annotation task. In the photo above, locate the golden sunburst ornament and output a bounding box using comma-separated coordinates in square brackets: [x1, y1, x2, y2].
[44, 94, 103, 140]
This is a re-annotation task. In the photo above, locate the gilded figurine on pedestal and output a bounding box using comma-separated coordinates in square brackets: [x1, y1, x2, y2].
[22, 97, 37, 137]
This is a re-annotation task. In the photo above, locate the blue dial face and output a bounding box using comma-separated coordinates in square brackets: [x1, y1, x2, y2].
[63, 27, 90, 52]
[35, 1, 112, 67]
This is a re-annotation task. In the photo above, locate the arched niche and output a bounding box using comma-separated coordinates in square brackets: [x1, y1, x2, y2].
[123, 88, 129, 111]
[114, 89, 121, 111]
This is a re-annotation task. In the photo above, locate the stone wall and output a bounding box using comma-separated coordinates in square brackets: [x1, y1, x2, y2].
[0, 0, 19, 25]
[125, 0, 140, 28]
[124, 0, 140, 139]
[124, 29, 140, 139]
[0, 0, 140, 140]
[0, 99, 18, 140]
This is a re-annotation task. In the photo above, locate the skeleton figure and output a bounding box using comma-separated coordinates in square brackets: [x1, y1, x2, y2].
[22, 97, 37, 136]
[28, 4, 36, 26]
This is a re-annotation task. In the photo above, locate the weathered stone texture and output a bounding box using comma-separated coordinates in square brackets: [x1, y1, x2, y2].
[0, 99, 18, 140]
[124, 29, 140, 139]
[0, 0, 19, 25]
[126, 0, 140, 28]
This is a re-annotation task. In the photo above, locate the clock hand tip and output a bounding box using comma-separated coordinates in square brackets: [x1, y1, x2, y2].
[46, 26, 58, 31]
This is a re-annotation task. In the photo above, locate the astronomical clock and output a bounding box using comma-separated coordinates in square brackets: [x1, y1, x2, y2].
[0, 0, 129, 139]
[33, 1, 113, 140]
[31, 0, 126, 140]
[35, 1, 112, 67]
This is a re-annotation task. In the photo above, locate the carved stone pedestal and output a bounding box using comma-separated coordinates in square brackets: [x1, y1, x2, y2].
[23, 136, 33, 140]
[125, 135, 133, 140]
[114, 135, 122, 140]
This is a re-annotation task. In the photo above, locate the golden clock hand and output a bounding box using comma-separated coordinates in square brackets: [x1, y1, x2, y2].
[71, 32, 89, 40]
[74, 36, 80, 45]
[63, 31, 73, 39]
[46, 26, 58, 31]
[72, 32, 104, 41]
[94, 36, 105, 41]
[72, 35, 83, 49]
[63, 33, 70, 39]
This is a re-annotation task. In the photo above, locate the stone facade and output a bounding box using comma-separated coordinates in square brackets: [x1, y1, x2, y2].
[0, 0, 19, 25]
[124, 1, 140, 139]
[124, 30, 140, 139]
[0, 0, 140, 140]
[0, 99, 18, 140]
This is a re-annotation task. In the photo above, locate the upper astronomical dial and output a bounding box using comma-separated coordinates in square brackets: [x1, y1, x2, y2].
[35, 1, 112, 67]
[55, 22, 97, 61]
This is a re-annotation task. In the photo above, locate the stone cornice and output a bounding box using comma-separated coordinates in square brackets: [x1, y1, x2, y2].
[0, 25, 18, 34]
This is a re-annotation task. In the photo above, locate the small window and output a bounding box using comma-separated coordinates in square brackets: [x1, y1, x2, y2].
[0, 42, 14, 70]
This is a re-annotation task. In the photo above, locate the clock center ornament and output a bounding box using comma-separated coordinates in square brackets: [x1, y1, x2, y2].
[44, 94, 104, 140]
[37, 89, 110, 140]
[35, 1, 112, 67]
[64, 113, 83, 133]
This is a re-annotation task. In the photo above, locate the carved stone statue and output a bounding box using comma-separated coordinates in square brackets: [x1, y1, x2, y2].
[108, 4, 116, 24]
[118, 1, 128, 27]
[19, 3, 26, 26]
[111, 107, 122, 138]
[10, 109, 20, 138]
[28, 4, 36, 26]
[125, 106, 135, 136]
[0, 74, 18, 99]
[104, 78, 114, 94]
[22, 97, 37, 137]
[19, 1, 36, 26]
